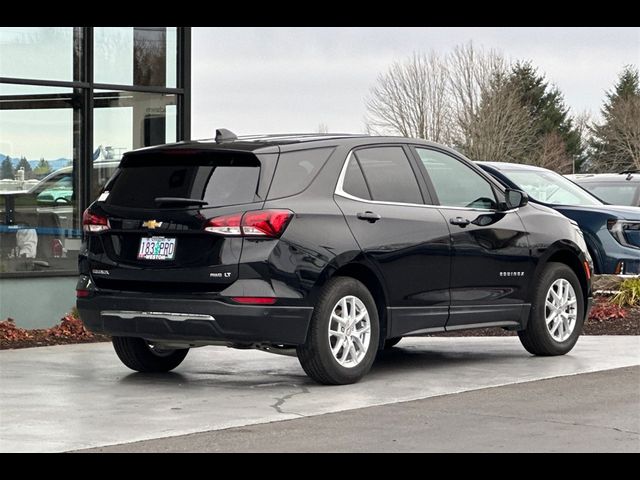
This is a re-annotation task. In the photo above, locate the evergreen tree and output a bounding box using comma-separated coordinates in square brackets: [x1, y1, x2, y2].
[33, 157, 51, 177]
[15, 156, 33, 179]
[1, 157, 14, 179]
[589, 65, 640, 172]
[505, 62, 583, 173]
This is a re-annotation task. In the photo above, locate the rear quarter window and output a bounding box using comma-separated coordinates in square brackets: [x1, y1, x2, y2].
[267, 147, 335, 199]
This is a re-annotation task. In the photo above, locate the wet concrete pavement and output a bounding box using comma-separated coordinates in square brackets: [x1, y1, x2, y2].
[0, 336, 638, 452]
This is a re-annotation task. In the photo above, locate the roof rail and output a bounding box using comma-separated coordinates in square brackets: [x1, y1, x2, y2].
[618, 169, 639, 180]
[236, 133, 366, 139]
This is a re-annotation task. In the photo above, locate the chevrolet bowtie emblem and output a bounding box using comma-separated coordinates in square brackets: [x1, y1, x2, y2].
[142, 220, 163, 229]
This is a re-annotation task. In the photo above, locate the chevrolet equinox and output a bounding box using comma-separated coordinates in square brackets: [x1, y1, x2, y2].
[77, 130, 593, 385]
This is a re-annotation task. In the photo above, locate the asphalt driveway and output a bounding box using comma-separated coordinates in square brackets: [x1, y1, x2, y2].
[80, 366, 640, 453]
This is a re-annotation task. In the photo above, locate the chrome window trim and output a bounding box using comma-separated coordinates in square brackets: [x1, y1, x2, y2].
[334, 149, 504, 213]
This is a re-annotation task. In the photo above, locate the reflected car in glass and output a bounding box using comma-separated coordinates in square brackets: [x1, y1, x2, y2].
[478, 162, 640, 275]
[77, 132, 593, 385]
[0, 161, 119, 273]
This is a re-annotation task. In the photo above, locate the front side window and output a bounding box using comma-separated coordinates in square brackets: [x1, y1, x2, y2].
[416, 148, 497, 209]
[354, 147, 423, 204]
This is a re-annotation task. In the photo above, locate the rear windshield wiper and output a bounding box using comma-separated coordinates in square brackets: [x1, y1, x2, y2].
[154, 197, 209, 207]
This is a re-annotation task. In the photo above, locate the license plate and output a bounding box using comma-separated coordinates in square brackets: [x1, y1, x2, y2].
[137, 236, 176, 260]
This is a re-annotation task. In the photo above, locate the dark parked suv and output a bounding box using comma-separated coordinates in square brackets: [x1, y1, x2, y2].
[77, 131, 593, 385]
[479, 162, 640, 275]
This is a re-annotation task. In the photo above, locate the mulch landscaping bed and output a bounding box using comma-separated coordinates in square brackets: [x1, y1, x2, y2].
[1, 297, 638, 350]
[0, 314, 110, 350]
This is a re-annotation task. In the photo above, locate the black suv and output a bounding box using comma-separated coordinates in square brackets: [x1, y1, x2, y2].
[77, 131, 593, 385]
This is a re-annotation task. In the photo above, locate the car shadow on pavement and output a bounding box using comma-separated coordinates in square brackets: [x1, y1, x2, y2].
[372, 344, 526, 376]
[115, 344, 529, 388]
[117, 371, 191, 385]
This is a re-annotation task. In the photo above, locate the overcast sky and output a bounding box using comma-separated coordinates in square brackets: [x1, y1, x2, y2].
[191, 27, 639, 139]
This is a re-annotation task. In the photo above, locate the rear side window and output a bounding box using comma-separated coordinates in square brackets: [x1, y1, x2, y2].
[105, 152, 260, 208]
[355, 147, 423, 204]
[267, 147, 334, 199]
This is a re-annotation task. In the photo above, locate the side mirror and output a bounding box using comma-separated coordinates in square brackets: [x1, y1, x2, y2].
[504, 189, 528, 210]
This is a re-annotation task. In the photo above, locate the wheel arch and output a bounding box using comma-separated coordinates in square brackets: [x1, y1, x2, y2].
[582, 230, 604, 274]
[315, 258, 390, 349]
[535, 243, 590, 307]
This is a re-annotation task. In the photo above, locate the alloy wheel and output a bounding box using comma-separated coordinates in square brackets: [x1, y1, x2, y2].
[545, 278, 578, 342]
[327, 295, 372, 368]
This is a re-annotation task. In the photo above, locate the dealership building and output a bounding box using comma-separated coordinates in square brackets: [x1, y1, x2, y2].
[0, 27, 191, 327]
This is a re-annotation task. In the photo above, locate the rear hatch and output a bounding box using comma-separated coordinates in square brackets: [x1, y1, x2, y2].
[85, 147, 277, 293]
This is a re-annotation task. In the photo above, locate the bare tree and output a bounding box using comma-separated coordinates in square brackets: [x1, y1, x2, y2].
[364, 42, 584, 172]
[535, 132, 573, 173]
[571, 110, 593, 172]
[447, 42, 509, 147]
[364, 52, 452, 143]
[602, 95, 640, 169]
[459, 76, 537, 163]
[316, 123, 329, 134]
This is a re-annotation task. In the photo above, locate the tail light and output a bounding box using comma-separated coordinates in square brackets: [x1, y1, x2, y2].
[82, 209, 110, 233]
[242, 210, 293, 237]
[205, 209, 293, 238]
[204, 213, 242, 235]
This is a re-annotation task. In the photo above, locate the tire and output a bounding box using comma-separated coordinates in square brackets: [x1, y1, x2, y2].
[112, 336, 189, 373]
[518, 262, 585, 356]
[383, 337, 402, 349]
[297, 277, 380, 385]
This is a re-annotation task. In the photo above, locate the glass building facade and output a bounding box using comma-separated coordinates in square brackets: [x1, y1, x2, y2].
[0, 27, 191, 326]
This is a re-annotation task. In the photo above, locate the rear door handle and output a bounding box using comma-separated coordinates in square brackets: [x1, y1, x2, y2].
[450, 216, 470, 227]
[357, 211, 381, 223]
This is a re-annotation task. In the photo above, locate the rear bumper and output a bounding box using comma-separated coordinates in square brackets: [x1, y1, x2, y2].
[77, 293, 313, 346]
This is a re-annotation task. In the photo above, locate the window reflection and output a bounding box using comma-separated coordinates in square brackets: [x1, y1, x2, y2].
[0, 27, 76, 81]
[0, 26, 183, 279]
[92, 90, 177, 199]
[0, 86, 80, 274]
[94, 27, 177, 87]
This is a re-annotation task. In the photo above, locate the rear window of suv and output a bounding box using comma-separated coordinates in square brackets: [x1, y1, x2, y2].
[104, 152, 260, 209]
